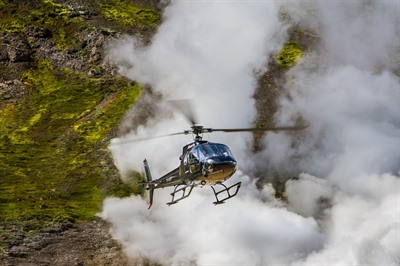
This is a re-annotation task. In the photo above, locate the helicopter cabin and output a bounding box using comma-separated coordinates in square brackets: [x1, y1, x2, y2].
[180, 142, 237, 182]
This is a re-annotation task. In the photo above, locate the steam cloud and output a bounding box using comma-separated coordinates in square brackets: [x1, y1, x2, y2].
[102, 1, 400, 265]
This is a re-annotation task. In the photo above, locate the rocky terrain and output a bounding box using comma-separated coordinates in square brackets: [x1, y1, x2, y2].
[1, 218, 133, 266]
[0, 1, 161, 265]
[0, 0, 311, 265]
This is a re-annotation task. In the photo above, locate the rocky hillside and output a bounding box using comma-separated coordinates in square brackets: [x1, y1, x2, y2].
[0, 0, 162, 264]
[0, 1, 310, 265]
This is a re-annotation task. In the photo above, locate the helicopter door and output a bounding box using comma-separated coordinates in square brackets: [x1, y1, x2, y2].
[187, 149, 200, 173]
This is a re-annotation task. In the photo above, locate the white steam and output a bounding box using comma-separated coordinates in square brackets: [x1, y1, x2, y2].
[102, 175, 324, 265]
[107, 0, 287, 177]
[102, 0, 400, 265]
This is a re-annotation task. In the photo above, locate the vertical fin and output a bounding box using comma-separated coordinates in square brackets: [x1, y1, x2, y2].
[143, 159, 154, 209]
[143, 159, 153, 182]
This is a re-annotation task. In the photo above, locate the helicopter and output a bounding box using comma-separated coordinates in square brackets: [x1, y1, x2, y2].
[113, 101, 308, 209]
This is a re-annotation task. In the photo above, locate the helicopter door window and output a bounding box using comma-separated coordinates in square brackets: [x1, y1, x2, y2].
[188, 151, 199, 164]
[183, 153, 189, 169]
[188, 150, 200, 173]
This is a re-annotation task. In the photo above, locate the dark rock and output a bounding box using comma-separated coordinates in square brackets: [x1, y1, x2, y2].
[25, 25, 52, 39]
[0, 79, 30, 104]
[24, 235, 52, 250]
[8, 246, 31, 258]
[0, 33, 32, 63]
[81, 28, 118, 65]
[7, 35, 32, 63]
[64, 1, 100, 19]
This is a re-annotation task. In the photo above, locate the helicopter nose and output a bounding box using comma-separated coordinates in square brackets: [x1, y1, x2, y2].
[202, 159, 237, 182]
[205, 158, 235, 167]
[223, 160, 237, 172]
[206, 159, 237, 173]
[226, 161, 237, 172]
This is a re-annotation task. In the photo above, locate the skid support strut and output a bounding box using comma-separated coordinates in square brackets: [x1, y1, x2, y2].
[211, 182, 241, 205]
[167, 184, 194, 206]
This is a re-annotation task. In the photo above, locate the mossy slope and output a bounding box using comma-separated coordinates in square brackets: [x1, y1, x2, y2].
[0, 60, 140, 227]
[0, 0, 160, 248]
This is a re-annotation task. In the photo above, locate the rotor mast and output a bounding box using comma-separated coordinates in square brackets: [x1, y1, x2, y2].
[187, 125, 209, 142]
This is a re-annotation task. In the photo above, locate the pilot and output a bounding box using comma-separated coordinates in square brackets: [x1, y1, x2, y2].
[188, 152, 199, 173]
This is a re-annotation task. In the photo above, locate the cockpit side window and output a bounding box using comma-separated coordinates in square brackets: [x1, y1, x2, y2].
[191, 146, 204, 160]
[188, 147, 200, 163]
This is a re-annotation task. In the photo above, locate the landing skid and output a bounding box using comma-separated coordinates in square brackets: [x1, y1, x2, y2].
[211, 182, 241, 205]
[167, 184, 194, 206]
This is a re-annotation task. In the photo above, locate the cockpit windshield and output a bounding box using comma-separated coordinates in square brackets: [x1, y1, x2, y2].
[192, 143, 234, 160]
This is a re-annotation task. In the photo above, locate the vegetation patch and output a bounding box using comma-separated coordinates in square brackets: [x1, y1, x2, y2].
[0, 0, 161, 250]
[275, 40, 303, 68]
[100, 0, 160, 29]
[0, 1, 82, 50]
[0, 59, 140, 247]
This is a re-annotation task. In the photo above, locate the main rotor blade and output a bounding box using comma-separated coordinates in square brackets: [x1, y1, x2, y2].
[210, 125, 309, 133]
[109, 131, 187, 146]
[168, 99, 198, 126]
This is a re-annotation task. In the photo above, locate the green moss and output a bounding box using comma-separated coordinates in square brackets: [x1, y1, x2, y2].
[276, 40, 303, 68]
[0, 19, 25, 33]
[29, 0, 73, 25]
[42, 0, 71, 17]
[100, 0, 160, 28]
[107, 179, 137, 198]
[0, 60, 140, 234]
[53, 28, 69, 50]
[0, 1, 82, 50]
[72, 81, 140, 145]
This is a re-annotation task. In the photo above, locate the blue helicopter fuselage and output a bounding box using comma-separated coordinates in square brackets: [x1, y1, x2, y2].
[180, 141, 237, 185]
